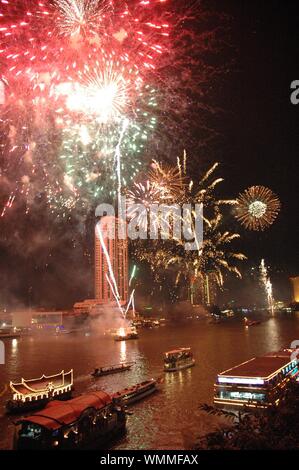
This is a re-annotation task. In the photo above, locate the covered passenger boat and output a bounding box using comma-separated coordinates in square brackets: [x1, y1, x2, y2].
[14, 390, 126, 450]
[164, 348, 195, 372]
[113, 379, 157, 405]
[214, 349, 299, 410]
[91, 362, 134, 378]
[6, 370, 73, 414]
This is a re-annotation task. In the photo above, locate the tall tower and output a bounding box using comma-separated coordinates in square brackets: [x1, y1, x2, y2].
[290, 277, 299, 303]
[191, 274, 217, 306]
[95, 216, 128, 305]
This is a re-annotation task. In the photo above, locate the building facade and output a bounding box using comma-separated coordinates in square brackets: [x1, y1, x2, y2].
[191, 274, 218, 306]
[290, 276, 299, 303]
[95, 216, 128, 305]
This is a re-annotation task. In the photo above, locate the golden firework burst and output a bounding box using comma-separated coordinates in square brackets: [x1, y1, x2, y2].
[236, 186, 281, 231]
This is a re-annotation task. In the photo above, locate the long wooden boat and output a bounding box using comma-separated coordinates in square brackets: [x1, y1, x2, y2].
[113, 379, 157, 405]
[164, 348, 195, 372]
[14, 390, 126, 450]
[214, 348, 299, 410]
[91, 362, 134, 378]
[6, 370, 73, 414]
[244, 317, 261, 327]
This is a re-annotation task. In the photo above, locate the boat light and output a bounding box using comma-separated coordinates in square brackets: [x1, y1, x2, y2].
[218, 377, 265, 385]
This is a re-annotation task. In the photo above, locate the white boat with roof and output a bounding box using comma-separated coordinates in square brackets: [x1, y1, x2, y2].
[164, 348, 195, 372]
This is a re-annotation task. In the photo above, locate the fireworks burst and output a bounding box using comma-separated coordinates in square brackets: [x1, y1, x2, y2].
[126, 180, 163, 231]
[53, 81, 157, 211]
[126, 159, 184, 232]
[132, 155, 246, 290]
[149, 160, 186, 199]
[55, 57, 143, 122]
[0, 0, 231, 222]
[0, 0, 167, 216]
[236, 186, 281, 231]
[54, 0, 111, 39]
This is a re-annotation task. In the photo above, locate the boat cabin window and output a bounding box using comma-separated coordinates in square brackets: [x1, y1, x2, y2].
[217, 390, 266, 402]
[165, 350, 192, 362]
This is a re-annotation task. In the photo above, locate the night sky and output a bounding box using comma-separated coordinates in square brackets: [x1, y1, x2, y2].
[212, 0, 299, 301]
[0, 1, 298, 309]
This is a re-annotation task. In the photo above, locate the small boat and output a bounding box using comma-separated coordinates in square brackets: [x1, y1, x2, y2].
[141, 319, 155, 328]
[114, 326, 139, 341]
[164, 348, 195, 372]
[113, 379, 157, 405]
[244, 317, 261, 327]
[6, 370, 73, 414]
[222, 309, 235, 318]
[91, 362, 134, 378]
[14, 390, 126, 450]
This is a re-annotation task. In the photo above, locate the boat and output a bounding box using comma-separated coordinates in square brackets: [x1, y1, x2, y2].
[6, 370, 73, 414]
[244, 317, 261, 327]
[0, 328, 21, 339]
[13, 390, 126, 450]
[164, 348, 195, 372]
[114, 326, 139, 341]
[221, 309, 235, 318]
[141, 319, 155, 328]
[91, 362, 134, 378]
[214, 348, 299, 410]
[113, 379, 157, 405]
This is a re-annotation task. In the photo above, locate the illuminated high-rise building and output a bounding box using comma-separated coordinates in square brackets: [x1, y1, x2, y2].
[191, 274, 218, 306]
[95, 216, 128, 305]
[290, 276, 299, 303]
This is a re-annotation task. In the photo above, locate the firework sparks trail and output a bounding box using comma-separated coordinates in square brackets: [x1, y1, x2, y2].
[1, 194, 15, 218]
[105, 273, 126, 317]
[131, 289, 135, 316]
[259, 259, 274, 313]
[95, 220, 126, 318]
[125, 288, 135, 316]
[129, 264, 137, 287]
[115, 118, 129, 211]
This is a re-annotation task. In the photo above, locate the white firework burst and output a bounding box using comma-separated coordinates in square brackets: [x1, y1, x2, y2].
[54, 0, 110, 38]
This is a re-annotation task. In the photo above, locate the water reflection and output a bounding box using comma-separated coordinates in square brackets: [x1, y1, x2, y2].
[11, 339, 18, 352]
[120, 340, 127, 362]
[165, 368, 193, 388]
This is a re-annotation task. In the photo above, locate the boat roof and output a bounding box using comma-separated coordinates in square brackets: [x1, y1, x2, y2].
[10, 370, 73, 396]
[20, 391, 111, 431]
[219, 350, 295, 379]
[165, 348, 191, 355]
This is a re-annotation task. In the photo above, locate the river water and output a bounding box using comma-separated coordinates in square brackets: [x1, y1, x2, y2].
[0, 313, 298, 450]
